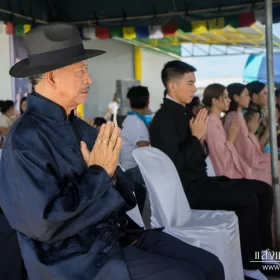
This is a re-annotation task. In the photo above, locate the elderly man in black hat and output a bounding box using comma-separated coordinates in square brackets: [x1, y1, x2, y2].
[0, 23, 224, 280]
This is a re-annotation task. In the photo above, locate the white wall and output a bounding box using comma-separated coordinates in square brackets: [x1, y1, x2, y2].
[83, 39, 134, 118]
[0, 22, 12, 100]
[141, 49, 174, 112]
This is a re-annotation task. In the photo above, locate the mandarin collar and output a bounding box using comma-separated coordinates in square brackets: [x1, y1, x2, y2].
[163, 97, 190, 115]
[26, 92, 74, 120]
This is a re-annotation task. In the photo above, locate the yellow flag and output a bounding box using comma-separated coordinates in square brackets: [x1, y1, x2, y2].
[192, 21, 208, 34]
[23, 24, 31, 33]
[208, 18, 225, 31]
[123, 27, 136, 39]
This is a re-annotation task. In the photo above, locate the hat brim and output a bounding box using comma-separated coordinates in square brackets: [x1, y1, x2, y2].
[9, 49, 106, 78]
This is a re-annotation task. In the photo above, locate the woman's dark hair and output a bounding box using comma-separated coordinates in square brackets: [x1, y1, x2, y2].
[94, 117, 107, 127]
[20, 96, 27, 114]
[0, 100, 14, 114]
[202, 84, 226, 108]
[227, 83, 247, 112]
[246, 81, 265, 97]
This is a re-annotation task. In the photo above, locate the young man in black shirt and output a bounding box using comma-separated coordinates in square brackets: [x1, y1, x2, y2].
[150, 60, 276, 280]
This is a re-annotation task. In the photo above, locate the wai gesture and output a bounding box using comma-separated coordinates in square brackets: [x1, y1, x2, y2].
[190, 108, 209, 141]
[80, 121, 122, 177]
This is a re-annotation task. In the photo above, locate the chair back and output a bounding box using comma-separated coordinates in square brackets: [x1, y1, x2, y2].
[133, 147, 192, 228]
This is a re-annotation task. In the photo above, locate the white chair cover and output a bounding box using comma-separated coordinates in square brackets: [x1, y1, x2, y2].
[206, 156, 216, 177]
[133, 147, 243, 280]
[126, 203, 145, 229]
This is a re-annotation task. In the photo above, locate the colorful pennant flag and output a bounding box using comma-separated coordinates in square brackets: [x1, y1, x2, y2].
[208, 18, 225, 31]
[273, 6, 280, 23]
[135, 26, 149, 38]
[5, 22, 14, 35]
[224, 15, 239, 28]
[192, 21, 208, 34]
[254, 9, 265, 24]
[83, 27, 96, 39]
[149, 25, 164, 39]
[179, 23, 192, 33]
[15, 24, 24, 36]
[162, 24, 177, 36]
[23, 24, 31, 33]
[123, 27, 136, 39]
[239, 12, 255, 27]
[110, 27, 123, 38]
[96, 27, 110, 39]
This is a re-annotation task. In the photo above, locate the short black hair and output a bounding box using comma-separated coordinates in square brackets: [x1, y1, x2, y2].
[275, 89, 280, 97]
[161, 60, 197, 88]
[0, 100, 14, 114]
[94, 117, 107, 127]
[126, 86, 149, 109]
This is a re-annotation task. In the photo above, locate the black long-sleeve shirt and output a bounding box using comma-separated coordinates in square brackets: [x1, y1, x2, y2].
[149, 98, 208, 186]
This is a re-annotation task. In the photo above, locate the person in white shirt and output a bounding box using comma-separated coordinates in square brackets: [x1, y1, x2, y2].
[120, 86, 150, 174]
[0, 100, 17, 128]
[120, 86, 150, 213]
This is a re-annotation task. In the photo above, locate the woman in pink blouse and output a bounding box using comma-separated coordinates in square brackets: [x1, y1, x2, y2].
[204, 83, 271, 184]
[223, 83, 278, 185]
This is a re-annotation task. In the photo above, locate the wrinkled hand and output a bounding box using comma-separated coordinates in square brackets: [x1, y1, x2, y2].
[190, 108, 209, 141]
[228, 116, 240, 143]
[248, 113, 261, 134]
[80, 121, 122, 177]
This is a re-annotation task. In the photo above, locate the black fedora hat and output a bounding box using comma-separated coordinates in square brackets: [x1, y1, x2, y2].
[9, 23, 106, 78]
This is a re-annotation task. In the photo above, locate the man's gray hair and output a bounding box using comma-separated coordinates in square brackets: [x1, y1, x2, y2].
[28, 74, 45, 87]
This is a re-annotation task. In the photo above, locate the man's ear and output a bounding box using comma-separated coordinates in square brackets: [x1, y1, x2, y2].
[146, 99, 150, 108]
[45, 71, 56, 88]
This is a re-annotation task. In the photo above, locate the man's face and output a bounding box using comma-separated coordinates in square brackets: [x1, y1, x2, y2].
[169, 72, 197, 105]
[54, 60, 92, 110]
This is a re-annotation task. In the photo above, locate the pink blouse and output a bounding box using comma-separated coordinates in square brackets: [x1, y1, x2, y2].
[223, 111, 274, 185]
[205, 113, 253, 179]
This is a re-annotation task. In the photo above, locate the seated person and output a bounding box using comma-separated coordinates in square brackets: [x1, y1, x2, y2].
[0, 23, 224, 280]
[186, 96, 202, 117]
[149, 60, 277, 280]
[120, 86, 150, 186]
[0, 100, 17, 127]
[93, 117, 107, 131]
[224, 83, 280, 186]
[244, 81, 270, 151]
[203, 83, 271, 185]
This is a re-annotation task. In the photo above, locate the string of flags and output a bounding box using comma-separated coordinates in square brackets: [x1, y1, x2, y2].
[1, 7, 280, 39]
